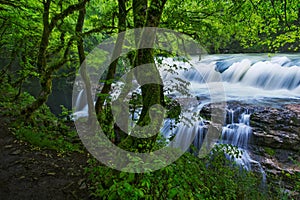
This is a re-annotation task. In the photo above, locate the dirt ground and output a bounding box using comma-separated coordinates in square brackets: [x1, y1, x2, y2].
[0, 118, 92, 200]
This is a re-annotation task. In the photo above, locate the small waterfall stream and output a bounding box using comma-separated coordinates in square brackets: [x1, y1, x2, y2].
[162, 113, 207, 153]
[220, 109, 253, 170]
[73, 54, 299, 186]
[221, 110, 252, 149]
[74, 89, 86, 112]
[161, 106, 267, 185]
[220, 108, 266, 184]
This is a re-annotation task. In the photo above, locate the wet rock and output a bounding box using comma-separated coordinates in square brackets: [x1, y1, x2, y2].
[286, 104, 300, 117]
[200, 102, 300, 193]
[251, 106, 300, 151]
[4, 145, 13, 149]
[10, 149, 22, 155]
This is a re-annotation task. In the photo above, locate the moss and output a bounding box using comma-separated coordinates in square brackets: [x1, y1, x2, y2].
[264, 147, 276, 156]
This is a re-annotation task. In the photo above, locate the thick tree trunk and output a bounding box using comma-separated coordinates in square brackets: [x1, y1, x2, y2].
[37, 0, 51, 73]
[119, 0, 167, 152]
[95, 0, 127, 113]
[136, 0, 167, 151]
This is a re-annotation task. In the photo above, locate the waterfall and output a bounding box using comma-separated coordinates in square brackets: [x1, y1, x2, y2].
[213, 55, 300, 91]
[239, 62, 300, 90]
[72, 89, 92, 120]
[158, 54, 300, 104]
[160, 102, 208, 154]
[221, 109, 252, 149]
[166, 117, 207, 153]
[73, 54, 300, 120]
[219, 108, 266, 184]
[220, 108, 253, 169]
[161, 105, 266, 184]
[72, 54, 300, 190]
[75, 89, 86, 112]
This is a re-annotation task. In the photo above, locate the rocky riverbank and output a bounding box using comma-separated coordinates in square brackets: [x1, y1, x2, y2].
[200, 102, 300, 197]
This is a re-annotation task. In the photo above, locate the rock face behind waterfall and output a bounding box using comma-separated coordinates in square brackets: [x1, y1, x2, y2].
[251, 106, 300, 151]
[200, 102, 300, 193]
[251, 104, 300, 195]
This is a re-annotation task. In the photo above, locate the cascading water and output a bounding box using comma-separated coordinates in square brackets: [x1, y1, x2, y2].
[73, 54, 299, 186]
[157, 54, 300, 186]
[72, 90, 89, 120]
[73, 54, 300, 119]
[220, 109, 259, 171]
[162, 105, 267, 185]
[161, 110, 207, 153]
[221, 109, 252, 150]
[221, 108, 266, 185]
[161, 54, 300, 101]
[75, 89, 86, 112]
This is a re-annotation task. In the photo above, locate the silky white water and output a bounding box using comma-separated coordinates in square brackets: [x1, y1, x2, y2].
[73, 53, 299, 179]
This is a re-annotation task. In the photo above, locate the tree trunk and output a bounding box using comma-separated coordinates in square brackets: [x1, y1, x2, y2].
[75, 2, 95, 124]
[20, 0, 88, 118]
[20, 0, 52, 118]
[94, 0, 127, 142]
[119, 0, 167, 152]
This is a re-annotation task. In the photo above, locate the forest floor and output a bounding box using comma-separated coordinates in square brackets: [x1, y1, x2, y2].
[0, 117, 91, 200]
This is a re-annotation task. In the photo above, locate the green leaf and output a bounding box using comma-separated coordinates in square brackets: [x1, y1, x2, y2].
[168, 188, 178, 198]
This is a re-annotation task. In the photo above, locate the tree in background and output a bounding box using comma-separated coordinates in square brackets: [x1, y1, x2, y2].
[19, 0, 90, 118]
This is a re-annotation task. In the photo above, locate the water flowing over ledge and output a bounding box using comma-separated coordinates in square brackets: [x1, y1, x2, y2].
[159, 54, 300, 102]
[72, 54, 300, 194]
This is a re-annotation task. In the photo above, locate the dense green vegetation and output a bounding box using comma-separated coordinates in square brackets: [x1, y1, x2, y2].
[86, 146, 266, 199]
[0, 0, 299, 199]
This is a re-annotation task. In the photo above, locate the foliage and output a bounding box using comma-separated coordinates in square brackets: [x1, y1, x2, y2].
[161, 0, 300, 53]
[165, 96, 181, 122]
[85, 144, 267, 200]
[0, 78, 82, 153]
[12, 122, 81, 153]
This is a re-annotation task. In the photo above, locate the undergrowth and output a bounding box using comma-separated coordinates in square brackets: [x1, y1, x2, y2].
[0, 78, 82, 153]
[85, 146, 267, 200]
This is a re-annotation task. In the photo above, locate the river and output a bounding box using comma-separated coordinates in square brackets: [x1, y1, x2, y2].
[73, 53, 300, 181]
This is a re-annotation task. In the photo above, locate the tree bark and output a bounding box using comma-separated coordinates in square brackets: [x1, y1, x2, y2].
[119, 0, 167, 152]
[75, 2, 95, 124]
[94, 0, 128, 143]
[21, 0, 51, 118]
[20, 0, 88, 118]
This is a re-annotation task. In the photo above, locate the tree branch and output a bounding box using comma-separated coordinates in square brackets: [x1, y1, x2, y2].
[49, 0, 89, 31]
[82, 26, 117, 36]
